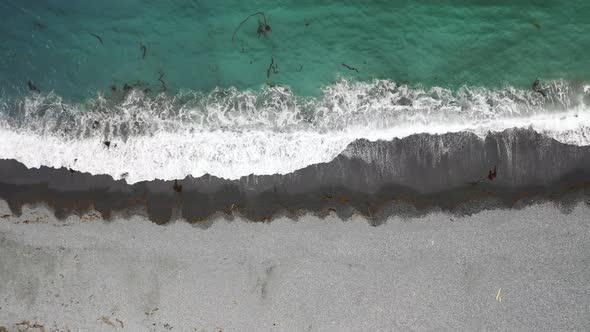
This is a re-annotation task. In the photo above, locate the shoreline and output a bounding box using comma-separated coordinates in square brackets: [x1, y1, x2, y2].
[1, 128, 590, 224]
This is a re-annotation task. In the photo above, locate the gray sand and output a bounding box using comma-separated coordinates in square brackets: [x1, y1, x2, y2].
[0, 201, 589, 331]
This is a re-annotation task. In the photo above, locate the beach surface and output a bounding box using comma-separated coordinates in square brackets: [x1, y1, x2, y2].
[1, 201, 589, 331]
[2, 1, 590, 330]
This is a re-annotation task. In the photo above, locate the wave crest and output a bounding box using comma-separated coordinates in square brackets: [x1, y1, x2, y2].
[0, 79, 589, 183]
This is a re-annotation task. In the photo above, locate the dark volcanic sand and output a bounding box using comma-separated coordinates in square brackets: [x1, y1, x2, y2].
[1, 128, 589, 224]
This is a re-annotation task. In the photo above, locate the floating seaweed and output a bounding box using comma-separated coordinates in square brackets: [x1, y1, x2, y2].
[232, 12, 271, 42]
[89, 33, 103, 45]
[266, 57, 279, 79]
[532, 79, 547, 97]
[158, 71, 167, 92]
[27, 80, 40, 93]
[342, 63, 359, 73]
[140, 42, 147, 59]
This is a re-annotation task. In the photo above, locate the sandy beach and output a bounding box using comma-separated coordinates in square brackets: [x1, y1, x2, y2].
[1, 200, 589, 331]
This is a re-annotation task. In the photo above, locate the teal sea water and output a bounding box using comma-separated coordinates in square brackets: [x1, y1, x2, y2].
[1, 0, 589, 99]
[1, 0, 590, 183]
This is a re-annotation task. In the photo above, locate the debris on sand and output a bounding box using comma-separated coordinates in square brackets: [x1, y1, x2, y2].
[97, 316, 114, 326]
[466, 165, 497, 184]
[487, 166, 497, 181]
[495, 288, 503, 302]
[173, 179, 183, 193]
[145, 307, 159, 316]
[15, 321, 45, 332]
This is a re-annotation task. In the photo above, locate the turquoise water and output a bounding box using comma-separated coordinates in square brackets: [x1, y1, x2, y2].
[1, 0, 589, 99]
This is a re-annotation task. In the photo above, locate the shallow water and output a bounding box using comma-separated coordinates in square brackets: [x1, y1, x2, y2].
[1, 0, 589, 99]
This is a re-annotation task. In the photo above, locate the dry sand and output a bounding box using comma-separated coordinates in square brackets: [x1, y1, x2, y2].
[0, 200, 589, 331]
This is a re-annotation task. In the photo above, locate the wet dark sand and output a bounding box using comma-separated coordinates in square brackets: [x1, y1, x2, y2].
[1, 128, 589, 224]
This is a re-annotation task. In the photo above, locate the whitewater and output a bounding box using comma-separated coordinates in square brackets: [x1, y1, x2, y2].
[1, 79, 589, 184]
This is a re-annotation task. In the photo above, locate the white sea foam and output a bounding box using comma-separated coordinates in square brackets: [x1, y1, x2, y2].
[0, 79, 589, 183]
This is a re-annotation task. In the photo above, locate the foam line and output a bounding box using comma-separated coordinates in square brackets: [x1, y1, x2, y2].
[0, 80, 589, 183]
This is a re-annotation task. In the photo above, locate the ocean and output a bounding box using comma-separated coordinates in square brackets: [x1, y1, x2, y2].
[1, 0, 590, 98]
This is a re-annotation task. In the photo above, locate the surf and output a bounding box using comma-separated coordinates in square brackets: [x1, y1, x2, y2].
[0, 79, 589, 183]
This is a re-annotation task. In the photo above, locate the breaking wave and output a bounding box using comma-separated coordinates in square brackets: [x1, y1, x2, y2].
[1, 79, 589, 183]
